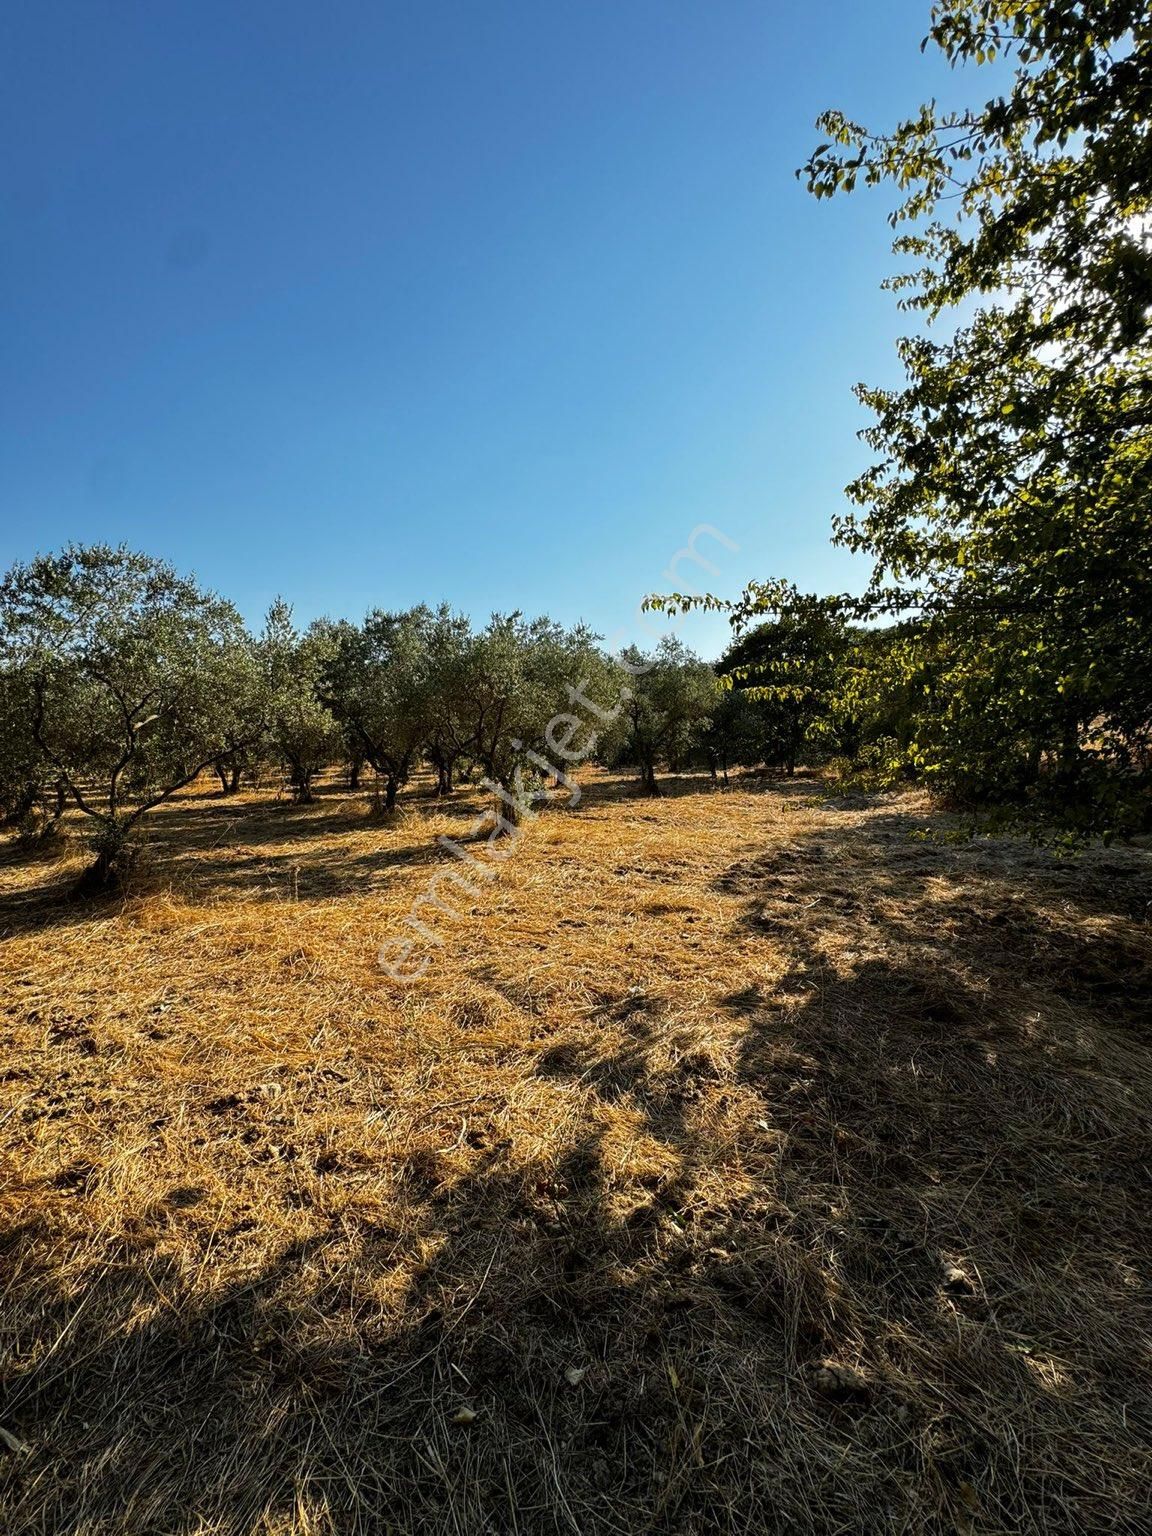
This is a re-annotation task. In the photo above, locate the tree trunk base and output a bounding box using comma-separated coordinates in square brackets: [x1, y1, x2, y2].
[73, 849, 131, 898]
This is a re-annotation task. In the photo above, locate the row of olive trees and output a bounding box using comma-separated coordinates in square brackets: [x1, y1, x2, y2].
[0, 547, 730, 889]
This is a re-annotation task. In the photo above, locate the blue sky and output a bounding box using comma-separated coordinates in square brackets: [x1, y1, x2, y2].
[1, 1, 985, 658]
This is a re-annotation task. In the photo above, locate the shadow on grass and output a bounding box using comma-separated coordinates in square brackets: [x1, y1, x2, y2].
[0, 767, 790, 927]
[0, 773, 512, 926]
[576, 767, 803, 809]
[4, 810, 1151, 1534]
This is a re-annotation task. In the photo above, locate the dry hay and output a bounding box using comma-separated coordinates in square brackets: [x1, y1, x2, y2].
[1, 769, 1150, 1534]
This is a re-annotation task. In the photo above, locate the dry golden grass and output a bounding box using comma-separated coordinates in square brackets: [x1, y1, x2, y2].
[1, 768, 1150, 1534]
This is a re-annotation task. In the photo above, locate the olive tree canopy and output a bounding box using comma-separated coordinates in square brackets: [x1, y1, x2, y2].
[0, 544, 253, 886]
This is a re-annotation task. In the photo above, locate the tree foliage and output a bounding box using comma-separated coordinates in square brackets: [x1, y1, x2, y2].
[654, 1, 1152, 836]
[808, 0, 1152, 831]
[260, 600, 342, 805]
[0, 543, 667, 881]
[460, 615, 608, 821]
[719, 597, 853, 775]
[603, 638, 719, 794]
[0, 546, 252, 884]
[321, 606, 447, 811]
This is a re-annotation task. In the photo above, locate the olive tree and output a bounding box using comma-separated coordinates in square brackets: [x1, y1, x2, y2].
[260, 600, 342, 804]
[209, 633, 265, 794]
[461, 615, 605, 827]
[320, 606, 441, 812]
[608, 637, 719, 794]
[0, 666, 65, 837]
[0, 545, 254, 888]
[422, 606, 478, 796]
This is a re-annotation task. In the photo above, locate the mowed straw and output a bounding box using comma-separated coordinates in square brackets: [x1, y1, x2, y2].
[1, 767, 1150, 1534]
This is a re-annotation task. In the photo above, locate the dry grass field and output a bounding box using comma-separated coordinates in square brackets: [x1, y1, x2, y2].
[1, 769, 1150, 1535]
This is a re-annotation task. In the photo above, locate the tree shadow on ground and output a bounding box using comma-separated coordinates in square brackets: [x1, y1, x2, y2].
[0, 882, 103, 942]
[0, 773, 507, 924]
[0, 767, 786, 928]
[577, 768, 801, 810]
[157, 835, 444, 905]
[574, 770, 723, 808]
[3, 813, 1151, 1533]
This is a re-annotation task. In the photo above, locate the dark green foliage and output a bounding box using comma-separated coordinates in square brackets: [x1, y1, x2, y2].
[718, 598, 853, 775]
[319, 607, 444, 811]
[653, 1, 1152, 837]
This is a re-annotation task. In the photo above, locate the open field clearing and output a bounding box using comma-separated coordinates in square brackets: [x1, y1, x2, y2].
[2, 770, 1150, 1535]
[7, 3, 1152, 1532]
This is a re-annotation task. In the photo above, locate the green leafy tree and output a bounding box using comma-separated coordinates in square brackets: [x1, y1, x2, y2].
[803, 2, 1152, 358]
[719, 596, 852, 775]
[801, 0, 1152, 830]
[209, 633, 265, 794]
[0, 666, 66, 838]
[697, 685, 763, 786]
[461, 614, 605, 825]
[260, 600, 341, 805]
[822, 621, 927, 779]
[320, 606, 441, 812]
[0, 545, 253, 887]
[422, 606, 479, 797]
[606, 637, 719, 795]
[654, 3, 1152, 833]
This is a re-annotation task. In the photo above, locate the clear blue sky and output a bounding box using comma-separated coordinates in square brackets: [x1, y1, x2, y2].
[1, 1, 982, 658]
